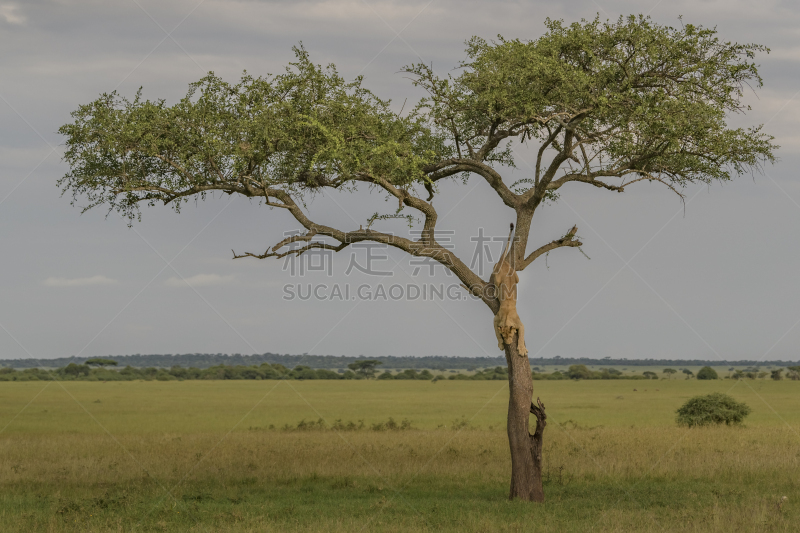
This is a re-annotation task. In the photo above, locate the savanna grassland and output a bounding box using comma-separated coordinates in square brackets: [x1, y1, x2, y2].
[0, 378, 798, 532]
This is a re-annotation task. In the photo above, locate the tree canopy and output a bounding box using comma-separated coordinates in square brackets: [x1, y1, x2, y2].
[347, 360, 383, 379]
[59, 15, 776, 312]
[696, 366, 719, 380]
[410, 16, 775, 200]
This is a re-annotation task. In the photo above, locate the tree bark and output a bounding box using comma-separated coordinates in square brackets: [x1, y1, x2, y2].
[504, 335, 546, 502]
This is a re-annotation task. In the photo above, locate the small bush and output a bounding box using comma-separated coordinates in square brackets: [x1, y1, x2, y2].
[451, 416, 470, 430]
[293, 418, 327, 431]
[371, 417, 412, 431]
[676, 393, 750, 427]
[696, 366, 719, 380]
[331, 419, 365, 431]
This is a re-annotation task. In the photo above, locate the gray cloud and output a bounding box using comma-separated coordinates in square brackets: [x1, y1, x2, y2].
[43, 275, 118, 287]
[165, 274, 236, 287]
[0, 3, 25, 26]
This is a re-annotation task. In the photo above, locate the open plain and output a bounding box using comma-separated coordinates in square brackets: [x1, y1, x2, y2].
[0, 379, 798, 532]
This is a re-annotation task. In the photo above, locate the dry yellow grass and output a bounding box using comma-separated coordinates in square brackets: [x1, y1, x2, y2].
[0, 379, 798, 531]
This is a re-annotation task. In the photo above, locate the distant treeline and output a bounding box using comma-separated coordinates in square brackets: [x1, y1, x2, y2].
[0, 363, 444, 382]
[5, 363, 793, 383]
[1, 353, 798, 370]
[0, 364, 615, 382]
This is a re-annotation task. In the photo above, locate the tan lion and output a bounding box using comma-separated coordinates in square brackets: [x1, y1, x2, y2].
[492, 223, 527, 356]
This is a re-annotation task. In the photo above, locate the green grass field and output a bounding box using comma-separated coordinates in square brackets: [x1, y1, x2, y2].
[1, 379, 798, 532]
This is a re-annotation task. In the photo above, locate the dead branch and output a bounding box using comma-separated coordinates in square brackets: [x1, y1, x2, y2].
[529, 397, 547, 440]
[232, 241, 349, 260]
[518, 225, 582, 270]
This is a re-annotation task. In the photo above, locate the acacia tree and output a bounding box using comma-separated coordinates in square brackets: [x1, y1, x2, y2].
[347, 360, 383, 378]
[59, 16, 775, 501]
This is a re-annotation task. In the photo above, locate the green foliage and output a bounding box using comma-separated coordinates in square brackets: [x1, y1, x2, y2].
[346, 360, 383, 379]
[4, 354, 776, 370]
[697, 366, 719, 380]
[771, 369, 783, 381]
[406, 15, 776, 194]
[0, 363, 768, 383]
[466, 366, 507, 380]
[387, 369, 434, 380]
[567, 365, 594, 380]
[58, 46, 448, 223]
[61, 363, 90, 377]
[676, 393, 751, 427]
[59, 18, 776, 226]
[449, 366, 508, 381]
[532, 365, 644, 381]
[0, 367, 52, 381]
[85, 358, 118, 367]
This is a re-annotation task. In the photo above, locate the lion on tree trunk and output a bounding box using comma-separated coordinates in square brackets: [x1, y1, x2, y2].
[492, 223, 527, 356]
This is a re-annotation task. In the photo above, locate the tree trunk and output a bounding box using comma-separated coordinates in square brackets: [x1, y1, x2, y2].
[504, 336, 547, 502]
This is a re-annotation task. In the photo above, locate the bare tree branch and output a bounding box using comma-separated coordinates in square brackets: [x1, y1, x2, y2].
[424, 158, 519, 208]
[518, 225, 582, 270]
[547, 171, 687, 200]
[232, 240, 348, 260]
[354, 173, 439, 244]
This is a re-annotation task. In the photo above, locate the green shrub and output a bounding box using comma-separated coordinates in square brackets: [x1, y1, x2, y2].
[566, 365, 595, 380]
[696, 366, 718, 380]
[62, 363, 91, 377]
[676, 393, 750, 427]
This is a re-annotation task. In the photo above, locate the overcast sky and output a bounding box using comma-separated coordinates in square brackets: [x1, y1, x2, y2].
[1, 0, 799, 363]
